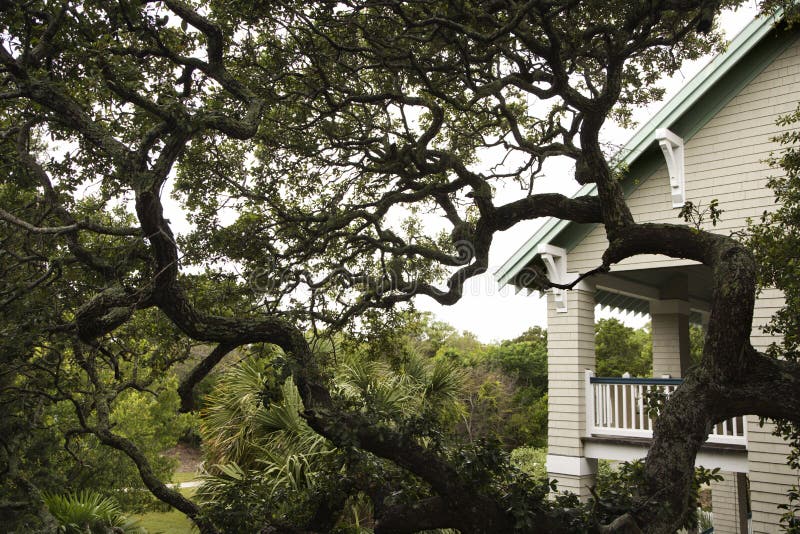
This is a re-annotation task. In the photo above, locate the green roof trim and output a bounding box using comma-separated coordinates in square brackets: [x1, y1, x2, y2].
[495, 12, 791, 290]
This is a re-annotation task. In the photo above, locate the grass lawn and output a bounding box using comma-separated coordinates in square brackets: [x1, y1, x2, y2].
[135, 508, 196, 534]
[171, 470, 199, 484]
[133, 486, 198, 533]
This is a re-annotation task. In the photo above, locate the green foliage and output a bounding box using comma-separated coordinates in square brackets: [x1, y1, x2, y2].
[595, 319, 652, 377]
[510, 446, 548, 483]
[80, 378, 194, 511]
[451, 326, 550, 447]
[679, 198, 724, 229]
[43, 490, 145, 534]
[196, 361, 336, 531]
[0, 348, 194, 517]
[196, 346, 468, 532]
[485, 329, 548, 394]
[779, 486, 800, 533]
[690, 323, 706, 366]
[592, 461, 722, 531]
[344, 311, 550, 449]
[449, 439, 552, 531]
[195, 316, 556, 531]
[592, 460, 648, 523]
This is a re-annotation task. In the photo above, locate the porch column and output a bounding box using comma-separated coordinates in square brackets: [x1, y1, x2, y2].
[546, 284, 597, 499]
[650, 275, 691, 377]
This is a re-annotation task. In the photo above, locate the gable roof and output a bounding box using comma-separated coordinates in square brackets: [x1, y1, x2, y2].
[495, 12, 791, 290]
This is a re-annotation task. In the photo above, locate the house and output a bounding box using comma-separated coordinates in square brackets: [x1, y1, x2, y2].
[494, 12, 800, 534]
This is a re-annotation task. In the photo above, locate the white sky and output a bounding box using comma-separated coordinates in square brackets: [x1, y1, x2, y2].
[415, 4, 762, 342]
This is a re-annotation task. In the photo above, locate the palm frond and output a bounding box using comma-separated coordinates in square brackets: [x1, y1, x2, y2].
[424, 358, 466, 404]
[200, 358, 271, 467]
[43, 490, 145, 534]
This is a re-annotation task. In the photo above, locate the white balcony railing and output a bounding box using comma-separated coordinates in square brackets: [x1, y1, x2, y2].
[585, 371, 747, 447]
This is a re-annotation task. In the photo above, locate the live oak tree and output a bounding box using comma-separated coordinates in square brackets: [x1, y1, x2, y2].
[1, 1, 797, 533]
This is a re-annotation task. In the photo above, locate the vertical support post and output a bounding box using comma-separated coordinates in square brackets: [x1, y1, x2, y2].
[546, 284, 597, 500]
[651, 275, 691, 378]
[584, 370, 595, 437]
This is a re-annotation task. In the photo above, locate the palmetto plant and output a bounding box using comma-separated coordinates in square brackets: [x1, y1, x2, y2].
[199, 358, 274, 469]
[196, 351, 467, 529]
[197, 359, 330, 497]
[42, 490, 145, 534]
[335, 352, 466, 423]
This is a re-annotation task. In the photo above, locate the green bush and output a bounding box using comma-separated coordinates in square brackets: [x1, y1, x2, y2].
[510, 446, 548, 482]
[43, 490, 146, 534]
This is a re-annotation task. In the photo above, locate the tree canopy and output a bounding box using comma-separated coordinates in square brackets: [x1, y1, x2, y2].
[1, 1, 797, 533]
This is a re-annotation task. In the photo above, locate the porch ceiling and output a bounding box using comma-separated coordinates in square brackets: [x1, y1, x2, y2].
[591, 264, 713, 321]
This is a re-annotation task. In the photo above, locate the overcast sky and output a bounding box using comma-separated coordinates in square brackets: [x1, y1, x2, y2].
[415, 4, 762, 342]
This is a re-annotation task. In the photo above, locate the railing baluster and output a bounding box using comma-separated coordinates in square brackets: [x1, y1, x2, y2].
[637, 384, 644, 430]
[596, 384, 602, 428]
[622, 383, 629, 430]
[585, 375, 746, 447]
[596, 383, 602, 429]
[595, 384, 600, 428]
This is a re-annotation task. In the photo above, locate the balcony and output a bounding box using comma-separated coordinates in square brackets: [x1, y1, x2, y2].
[585, 371, 747, 447]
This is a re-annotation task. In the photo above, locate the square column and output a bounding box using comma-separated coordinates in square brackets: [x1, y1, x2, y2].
[546, 286, 597, 499]
[650, 299, 691, 377]
[650, 275, 691, 378]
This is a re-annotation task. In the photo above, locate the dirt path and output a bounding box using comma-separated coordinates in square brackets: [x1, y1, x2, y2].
[163, 443, 203, 473]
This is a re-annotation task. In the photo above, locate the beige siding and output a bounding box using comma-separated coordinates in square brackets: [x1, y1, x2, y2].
[568, 37, 800, 274]
[712, 473, 742, 534]
[555, 474, 591, 497]
[652, 312, 690, 377]
[748, 289, 798, 532]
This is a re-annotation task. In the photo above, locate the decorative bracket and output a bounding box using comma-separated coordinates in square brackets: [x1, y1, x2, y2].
[655, 128, 685, 208]
[537, 244, 569, 313]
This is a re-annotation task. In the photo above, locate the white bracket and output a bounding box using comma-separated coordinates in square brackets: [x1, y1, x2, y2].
[655, 128, 685, 208]
[537, 244, 569, 313]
